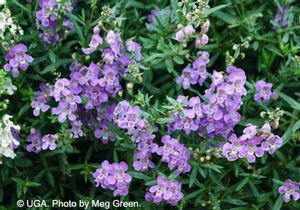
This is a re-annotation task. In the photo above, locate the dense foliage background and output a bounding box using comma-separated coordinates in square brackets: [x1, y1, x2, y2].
[0, 0, 299, 209]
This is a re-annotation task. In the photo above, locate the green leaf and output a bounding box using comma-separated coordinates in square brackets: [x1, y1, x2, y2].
[129, 172, 151, 180]
[41, 59, 73, 74]
[235, 178, 249, 191]
[278, 92, 300, 110]
[292, 119, 300, 132]
[165, 59, 174, 73]
[189, 167, 197, 188]
[49, 50, 57, 63]
[205, 3, 231, 16]
[272, 196, 283, 210]
[156, 117, 174, 124]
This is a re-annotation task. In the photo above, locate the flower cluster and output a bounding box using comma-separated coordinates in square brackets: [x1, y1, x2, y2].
[170, 66, 247, 138]
[176, 51, 210, 89]
[273, 6, 289, 29]
[0, 114, 20, 162]
[145, 176, 184, 206]
[26, 128, 57, 153]
[222, 123, 283, 163]
[279, 179, 300, 202]
[93, 160, 132, 197]
[254, 80, 278, 103]
[36, 0, 73, 45]
[156, 135, 191, 175]
[3, 43, 33, 77]
[114, 101, 158, 172]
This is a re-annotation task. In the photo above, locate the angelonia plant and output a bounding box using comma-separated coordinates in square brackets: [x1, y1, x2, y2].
[0, 0, 299, 209]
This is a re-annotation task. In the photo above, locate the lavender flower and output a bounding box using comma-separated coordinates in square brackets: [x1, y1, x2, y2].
[26, 128, 42, 153]
[133, 133, 158, 172]
[31, 83, 50, 116]
[254, 80, 278, 103]
[147, 9, 159, 23]
[145, 176, 184, 206]
[273, 6, 289, 29]
[93, 161, 132, 197]
[82, 26, 103, 54]
[279, 179, 300, 202]
[3, 43, 33, 77]
[176, 66, 199, 89]
[156, 135, 191, 174]
[41, 134, 57, 150]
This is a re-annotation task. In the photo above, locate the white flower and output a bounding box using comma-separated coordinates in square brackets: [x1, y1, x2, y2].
[4, 79, 17, 95]
[0, 0, 6, 6]
[0, 114, 20, 162]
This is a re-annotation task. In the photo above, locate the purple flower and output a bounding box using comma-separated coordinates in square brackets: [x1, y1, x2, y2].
[36, 0, 73, 45]
[176, 66, 199, 89]
[133, 133, 158, 172]
[184, 25, 195, 35]
[273, 6, 289, 29]
[147, 9, 159, 23]
[71, 120, 83, 138]
[261, 134, 282, 154]
[93, 161, 132, 197]
[4, 44, 33, 77]
[193, 51, 209, 85]
[41, 134, 57, 150]
[254, 80, 278, 103]
[31, 83, 50, 116]
[99, 64, 121, 95]
[26, 129, 42, 153]
[175, 30, 185, 42]
[145, 176, 184, 206]
[82, 26, 103, 54]
[125, 40, 142, 60]
[279, 179, 300, 202]
[195, 34, 209, 48]
[156, 135, 191, 174]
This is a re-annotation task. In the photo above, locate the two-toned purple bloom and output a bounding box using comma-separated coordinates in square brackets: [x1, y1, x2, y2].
[176, 51, 210, 89]
[279, 179, 300, 202]
[156, 135, 191, 175]
[145, 176, 184, 206]
[254, 80, 278, 103]
[93, 160, 132, 197]
[4, 43, 33, 77]
[41, 134, 57, 150]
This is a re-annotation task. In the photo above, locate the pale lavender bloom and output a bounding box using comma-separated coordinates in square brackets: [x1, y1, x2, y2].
[184, 25, 195, 35]
[93, 161, 132, 197]
[82, 26, 103, 54]
[193, 51, 210, 85]
[4, 44, 33, 77]
[222, 134, 241, 161]
[156, 135, 191, 175]
[279, 179, 300, 202]
[71, 120, 83, 138]
[26, 129, 42, 153]
[261, 134, 282, 154]
[175, 30, 185, 42]
[105, 30, 122, 55]
[99, 64, 121, 95]
[125, 40, 142, 60]
[195, 34, 209, 48]
[117, 105, 145, 133]
[41, 134, 57, 150]
[176, 66, 199, 89]
[145, 176, 184, 206]
[254, 80, 278, 103]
